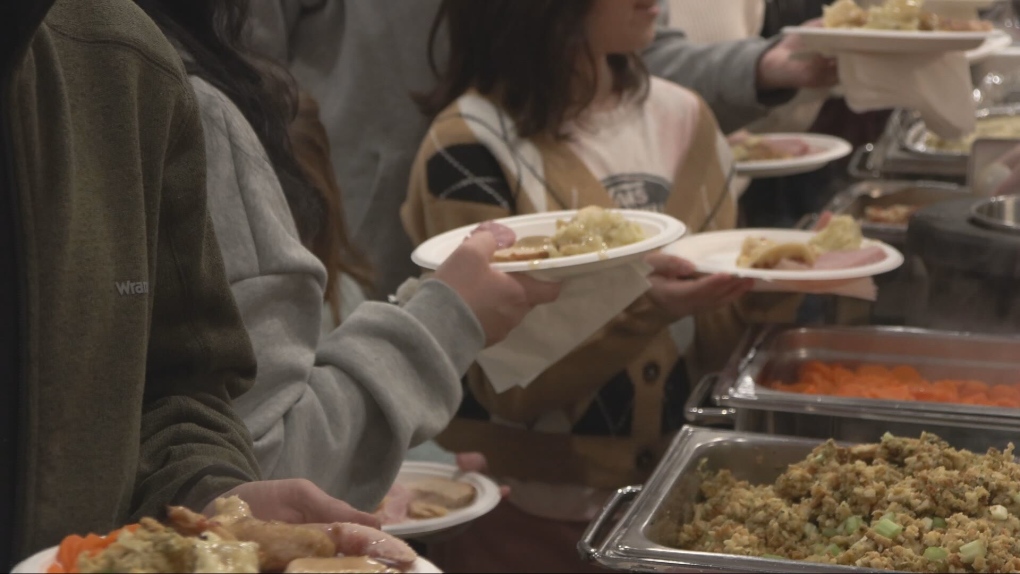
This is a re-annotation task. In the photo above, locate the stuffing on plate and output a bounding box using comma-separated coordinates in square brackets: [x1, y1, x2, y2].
[47, 497, 418, 574]
[823, 0, 993, 32]
[474, 206, 647, 263]
[735, 215, 886, 271]
[730, 134, 810, 163]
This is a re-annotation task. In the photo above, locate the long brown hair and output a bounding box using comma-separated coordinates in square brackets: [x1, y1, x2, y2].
[288, 92, 375, 324]
[135, 0, 373, 321]
[418, 0, 649, 139]
[135, 0, 326, 246]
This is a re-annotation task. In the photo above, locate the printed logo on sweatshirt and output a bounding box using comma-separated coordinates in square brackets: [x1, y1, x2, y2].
[115, 281, 149, 296]
[602, 173, 670, 213]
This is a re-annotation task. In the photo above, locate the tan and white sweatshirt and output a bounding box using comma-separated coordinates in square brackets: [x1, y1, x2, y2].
[402, 79, 785, 504]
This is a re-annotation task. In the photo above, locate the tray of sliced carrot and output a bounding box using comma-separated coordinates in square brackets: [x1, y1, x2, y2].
[769, 361, 1020, 408]
[701, 325, 1020, 451]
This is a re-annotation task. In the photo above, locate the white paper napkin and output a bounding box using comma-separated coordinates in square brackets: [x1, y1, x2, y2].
[746, 87, 831, 135]
[836, 51, 975, 139]
[751, 277, 877, 301]
[477, 261, 653, 394]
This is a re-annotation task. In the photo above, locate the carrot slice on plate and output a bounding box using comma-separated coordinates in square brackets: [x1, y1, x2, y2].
[49, 524, 140, 573]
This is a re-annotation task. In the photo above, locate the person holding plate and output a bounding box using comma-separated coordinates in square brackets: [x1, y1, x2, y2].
[132, 0, 559, 512]
[0, 0, 392, 568]
[400, 1, 804, 571]
[0, 0, 553, 568]
[246, 0, 840, 298]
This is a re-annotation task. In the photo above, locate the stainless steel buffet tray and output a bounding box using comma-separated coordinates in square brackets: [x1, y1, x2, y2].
[851, 106, 1020, 181]
[850, 110, 968, 181]
[579, 427, 888, 573]
[900, 105, 1020, 158]
[822, 179, 969, 248]
[686, 326, 1020, 454]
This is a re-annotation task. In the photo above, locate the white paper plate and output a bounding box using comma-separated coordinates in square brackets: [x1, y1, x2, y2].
[784, 26, 993, 54]
[664, 229, 904, 282]
[410, 210, 687, 280]
[734, 134, 853, 179]
[381, 462, 501, 540]
[926, 0, 996, 8]
[12, 545, 442, 573]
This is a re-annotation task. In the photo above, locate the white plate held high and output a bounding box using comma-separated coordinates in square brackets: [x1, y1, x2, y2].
[11, 546, 443, 573]
[735, 134, 853, 179]
[411, 210, 687, 280]
[664, 229, 904, 282]
[784, 26, 993, 54]
[381, 462, 501, 541]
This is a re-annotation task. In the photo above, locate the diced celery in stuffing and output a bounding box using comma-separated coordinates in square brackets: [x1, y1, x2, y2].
[826, 544, 842, 557]
[842, 515, 863, 534]
[881, 512, 896, 522]
[873, 518, 902, 539]
[822, 527, 839, 538]
[803, 523, 819, 537]
[924, 547, 948, 562]
[990, 505, 1008, 520]
[932, 517, 947, 529]
[960, 540, 986, 564]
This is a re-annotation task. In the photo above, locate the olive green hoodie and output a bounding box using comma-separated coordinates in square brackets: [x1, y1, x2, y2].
[7, 0, 261, 560]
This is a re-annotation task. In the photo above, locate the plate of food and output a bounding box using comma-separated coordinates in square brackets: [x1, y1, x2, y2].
[665, 215, 904, 282]
[375, 462, 501, 540]
[784, 0, 996, 54]
[410, 206, 687, 280]
[731, 133, 853, 178]
[13, 496, 440, 574]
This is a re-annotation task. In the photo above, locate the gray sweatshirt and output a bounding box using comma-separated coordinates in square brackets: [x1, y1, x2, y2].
[189, 76, 485, 510]
[248, 0, 792, 295]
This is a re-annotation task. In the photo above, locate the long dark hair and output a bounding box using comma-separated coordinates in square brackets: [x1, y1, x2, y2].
[288, 92, 375, 322]
[418, 0, 649, 139]
[136, 0, 375, 308]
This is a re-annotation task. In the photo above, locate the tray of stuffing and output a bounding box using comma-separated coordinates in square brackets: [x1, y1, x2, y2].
[580, 426, 1020, 573]
[375, 462, 501, 541]
[684, 325, 1020, 455]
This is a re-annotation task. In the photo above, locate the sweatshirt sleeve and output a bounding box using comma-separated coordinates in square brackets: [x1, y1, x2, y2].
[644, 0, 795, 133]
[191, 78, 484, 511]
[132, 82, 262, 520]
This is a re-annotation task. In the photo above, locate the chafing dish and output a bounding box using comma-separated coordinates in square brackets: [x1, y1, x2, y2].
[823, 180, 968, 247]
[972, 194, 1020, 233]
[815, 181, 969, 325]
[686, 325, 1020, 454]
[850, 111, 968, 181]
[852, 106, 1020, 181]
[579, 426, 885, 573]
[900, 106, 1020, 158]
[906, 197, 1020, 333]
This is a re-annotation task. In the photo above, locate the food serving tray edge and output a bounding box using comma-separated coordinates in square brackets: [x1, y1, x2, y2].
[822, 180, 968, 247]
[900, 106, 1020, 159]
[580, 426, 890, 573]
[714, 325, 1020, 431]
